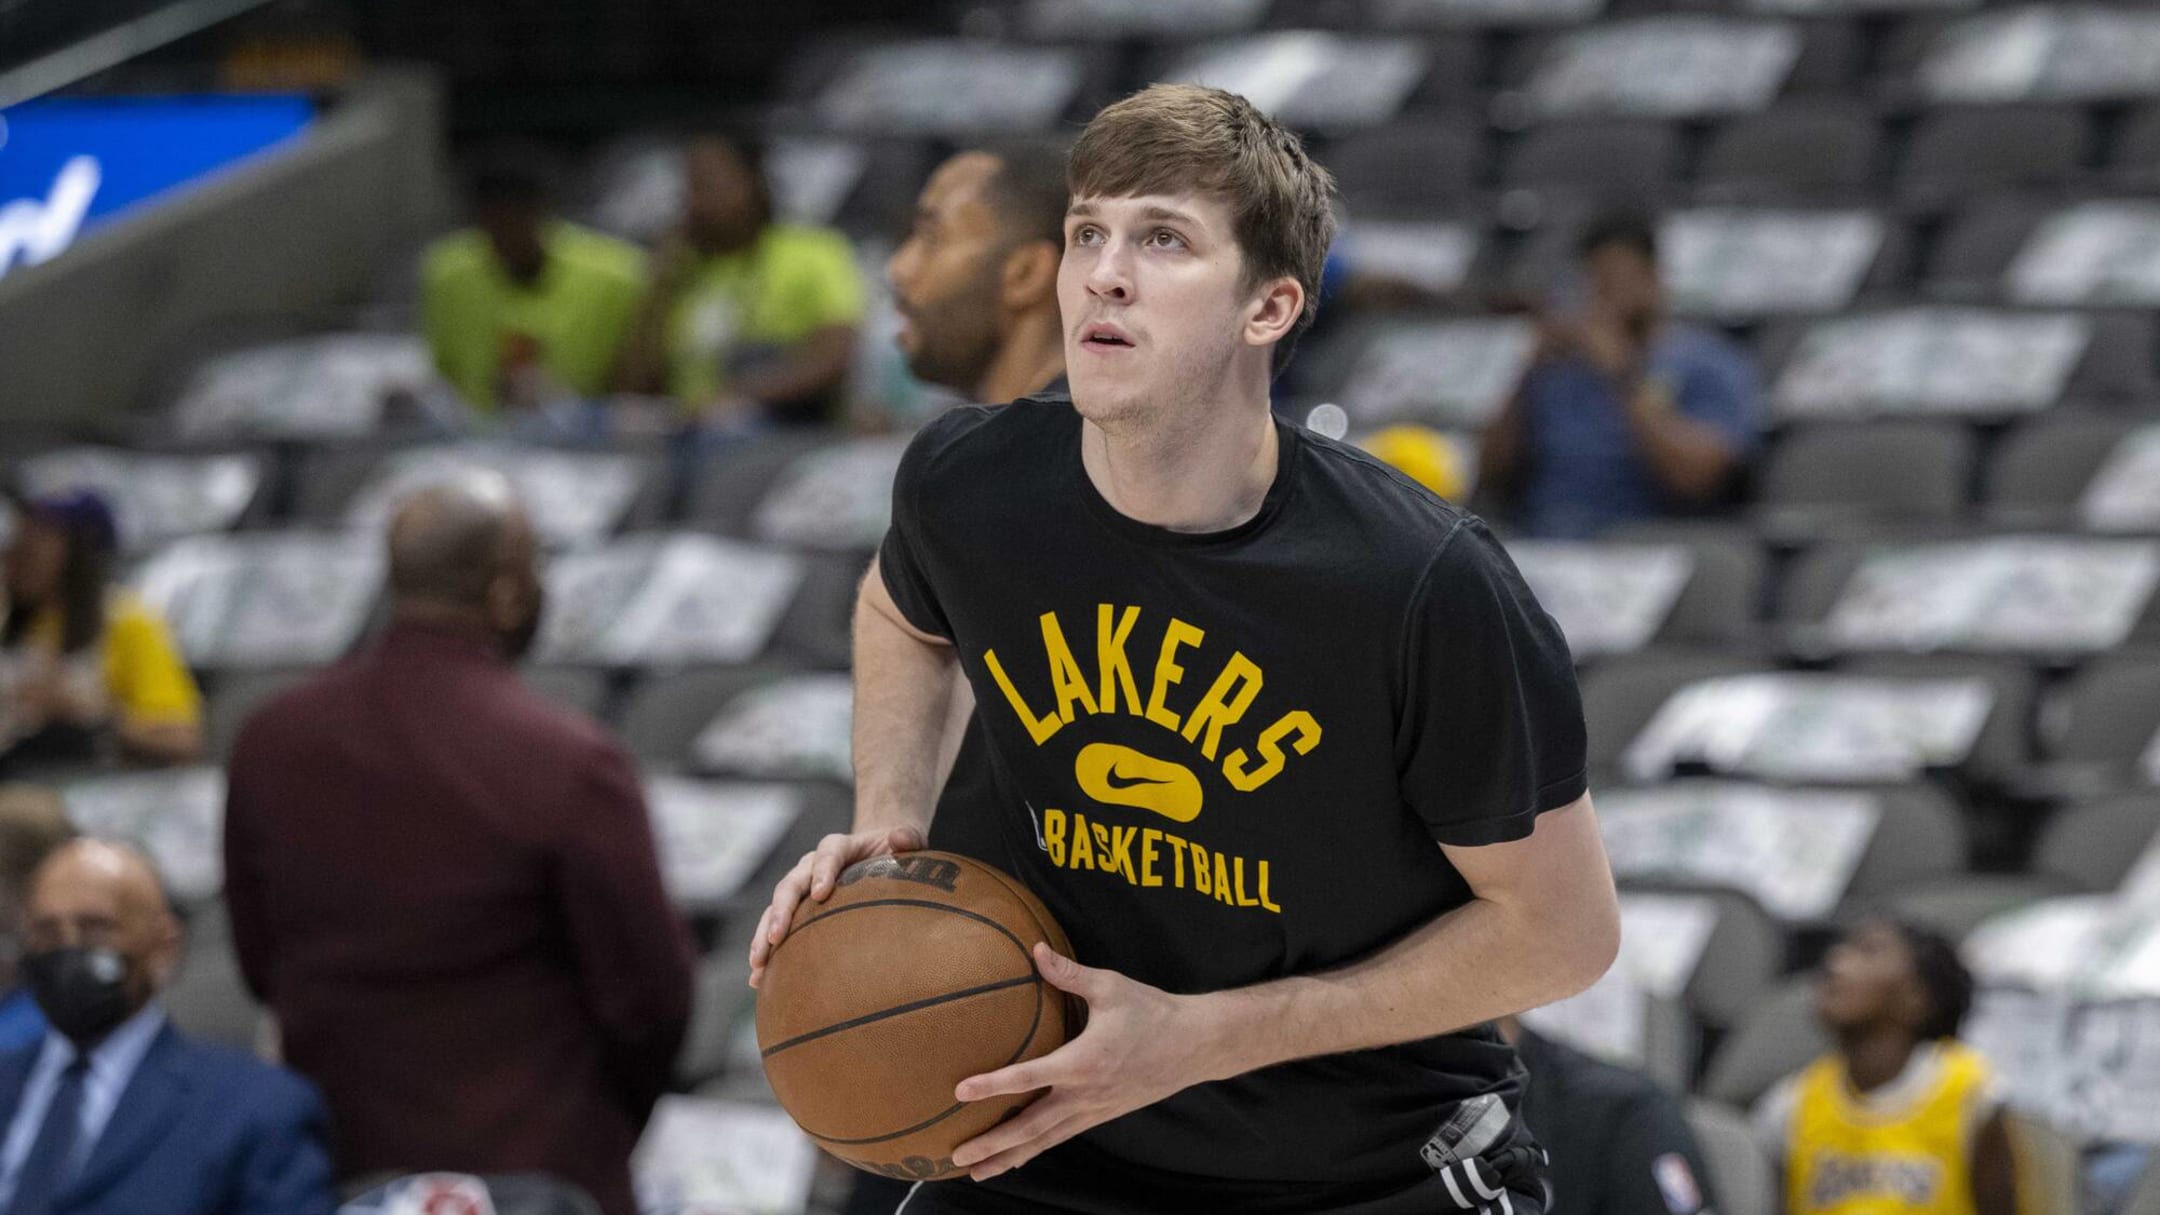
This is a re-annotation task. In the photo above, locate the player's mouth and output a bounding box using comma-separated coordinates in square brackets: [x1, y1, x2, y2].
[1079, 322, 1135, 353]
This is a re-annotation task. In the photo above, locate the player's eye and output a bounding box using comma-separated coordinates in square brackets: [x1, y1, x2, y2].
[1146, 229, 1185, 250]
[1072, 224, 1105, 247]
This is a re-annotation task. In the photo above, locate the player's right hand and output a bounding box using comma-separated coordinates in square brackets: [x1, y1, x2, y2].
[747, 824, 926, 988]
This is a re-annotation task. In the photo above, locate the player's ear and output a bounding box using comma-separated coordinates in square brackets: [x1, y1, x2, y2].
[1001, 239, 1060, 309]
[1242, 274, 1303, 350]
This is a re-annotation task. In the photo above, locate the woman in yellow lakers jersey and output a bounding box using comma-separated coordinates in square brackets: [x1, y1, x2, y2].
[1753, 919, 2016, 1215]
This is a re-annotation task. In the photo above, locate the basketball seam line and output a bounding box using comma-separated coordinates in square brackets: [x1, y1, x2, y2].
[801, 975, 1050, 1149]
[760, 973, 1040, 1059]
[787, 898, 1031, 960]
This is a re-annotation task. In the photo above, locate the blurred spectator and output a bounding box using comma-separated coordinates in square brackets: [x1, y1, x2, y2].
[0, 492, 202, 773]
[844, 142, 1069, 1215]
[886, 143, 1068, 407]
[1754, 919, 2016, 1215]
[0, 839, 334, 1215]
[1503, 1016, 1715, 1215]
[1480, 215, 1759, 539]
[615, 134, 865, 427]
[421, 144, 649, 413]
[0, 788, 73, 1054]
[222, 475, 694, 1215]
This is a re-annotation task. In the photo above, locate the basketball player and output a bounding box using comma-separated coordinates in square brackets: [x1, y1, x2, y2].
[752, 84, 1619, 1214]
[1754, 919, 2017, 1215]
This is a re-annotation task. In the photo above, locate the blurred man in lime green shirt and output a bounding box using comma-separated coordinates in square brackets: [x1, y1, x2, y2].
[422, 148, 648, 413]
[615, 135, 865, 427]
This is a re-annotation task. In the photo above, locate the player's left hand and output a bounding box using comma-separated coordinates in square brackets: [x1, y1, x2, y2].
[948, 943, 1223, 1182]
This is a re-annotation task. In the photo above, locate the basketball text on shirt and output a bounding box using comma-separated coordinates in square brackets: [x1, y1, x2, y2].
[981, 603, 1322, 914]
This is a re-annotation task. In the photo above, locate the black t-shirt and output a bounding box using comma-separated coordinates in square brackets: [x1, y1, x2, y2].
[880, 392, 1588, 1212]
[1515, 1029, 1716, 1215]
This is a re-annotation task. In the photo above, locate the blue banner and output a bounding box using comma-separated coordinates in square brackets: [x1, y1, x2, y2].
[0, 94, 313, 276]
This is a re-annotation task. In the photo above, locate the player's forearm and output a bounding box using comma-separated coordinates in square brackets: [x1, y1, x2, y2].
[851, 584, 959, 837]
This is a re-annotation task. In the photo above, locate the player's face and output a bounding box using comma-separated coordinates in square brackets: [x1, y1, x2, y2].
[888, 153, 1008, 394]
[1059, 191, 1250, 427]
[1815, 921, 1924, 1033]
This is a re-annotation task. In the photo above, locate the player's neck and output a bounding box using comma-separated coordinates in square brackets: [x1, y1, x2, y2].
[974, 311, 1065, 404]
[1836, 1025, 1922, 1094]
[1080, 388, 1278, 534]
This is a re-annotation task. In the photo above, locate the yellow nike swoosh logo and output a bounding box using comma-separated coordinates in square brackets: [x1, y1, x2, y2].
[1074, 742, 1203, 823]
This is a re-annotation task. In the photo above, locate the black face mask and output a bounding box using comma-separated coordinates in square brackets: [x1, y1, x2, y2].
[21, 947, 137, 1046]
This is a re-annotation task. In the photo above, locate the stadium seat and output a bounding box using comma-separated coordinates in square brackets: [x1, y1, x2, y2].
[205, 667, 318, 759]
[2112, 101, 2160, 192]
[1872, 876, 2063, 943]
[616, 664, 806, 766]
[2125, 1153, 2160, 1215]
[1685, 1100, 1776, 1215]
[1925, 195, 2057, 303]
[2005, 1110, 2085, 1215]
[1325, 119, 1485, 217]
[1499, 120, 1683, 213]
[1577, 650, 1766, 776]
[164, 903, 265, 1051]
[678, 430, 834, 537]
[772, 552, 871, 669]
[522, 666, 614, 721]
[1683, 889, 1789, 1030]
[2069, 311, 2160, 406]
[1756, 421, 1976, 540]
[2042, 651, 2160, 770]
[1838, 783, 1971, 904]
[1834, 654, 2040, 784]
[2031, 791, 2160, 893]
[1702, 974, 1828, 1110]
[676, 938, 752, 1088]
[1604, 523, 1769, 650]
[1894, 105, 2093, 212]
[1985, 414, 2146, 527]
[1695, 100, 1882, 206]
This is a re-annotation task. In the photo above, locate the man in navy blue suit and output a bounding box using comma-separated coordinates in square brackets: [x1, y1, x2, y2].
[0, 838, 335, 1215]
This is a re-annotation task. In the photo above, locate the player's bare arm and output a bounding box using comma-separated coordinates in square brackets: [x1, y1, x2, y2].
[747, 557, 956, 986]
[949, 792, 1619, 1180]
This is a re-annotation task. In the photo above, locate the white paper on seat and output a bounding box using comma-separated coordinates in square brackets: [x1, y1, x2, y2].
[751, 436, 909, 551]
[344, 443, 645, 550]
[817, 42, 1083, 136]
[766, 137, 870, 227]
[1966, 989, 2160, 1144]
[1506, 542, 1693, 657]
[634, 1095, 818, 1215]
[1663, 210, 1883, 318]
[2082, 425, 2160, 532]
[61, 768, 225, 902]
[691, 674, 855, 783]
[1168, 33, 1427, 127]
[1344, 222, 1480, 295]
[172, 334, 439, 441]
[1341, 317, 1537, 429]
[1774, 309, 2090, 419]
[1374, 0, 1603, 26]
[2009, 202, 2160, 307]
[1025, 0, 1267, 38]
[1597, 782, 1880, 920]
[20, 449, 265, 551]
[1824, 537, 2160, 654]
[130, 533, 384, 668]
[644, 778, 804, 910]
[1623, 673, 1995, 783]
[1743, 0, 1973, 12]
[1529, 18, 1801, 119]
[1922, 7, 2160, 104]
[537, 535, 805, 666]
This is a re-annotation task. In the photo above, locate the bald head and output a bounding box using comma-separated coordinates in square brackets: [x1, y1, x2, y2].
[23, 839, 182, 1007]
[386, 475, 547, 658]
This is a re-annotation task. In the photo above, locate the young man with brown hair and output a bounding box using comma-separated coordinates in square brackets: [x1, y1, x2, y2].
[753, 84, 1619, 1215]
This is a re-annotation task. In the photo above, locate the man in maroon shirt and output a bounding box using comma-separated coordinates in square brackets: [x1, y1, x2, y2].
[223, 475, 694, 1215]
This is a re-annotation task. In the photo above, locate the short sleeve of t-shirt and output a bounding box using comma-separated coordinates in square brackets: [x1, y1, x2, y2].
[876, 410, 970, 641]
[1671, 331, 1762, 457]
[100, 597, 203, 728]
[1396, 517, 1586, 846]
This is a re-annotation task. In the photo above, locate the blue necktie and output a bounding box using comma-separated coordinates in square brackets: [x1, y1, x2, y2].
[7, 1053, 89, 1215]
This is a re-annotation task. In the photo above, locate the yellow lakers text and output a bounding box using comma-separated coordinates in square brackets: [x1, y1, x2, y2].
[1042, 808, 1280, 913]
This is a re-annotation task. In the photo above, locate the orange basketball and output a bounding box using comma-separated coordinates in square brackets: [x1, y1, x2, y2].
[755, 851, 1077, 1182]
